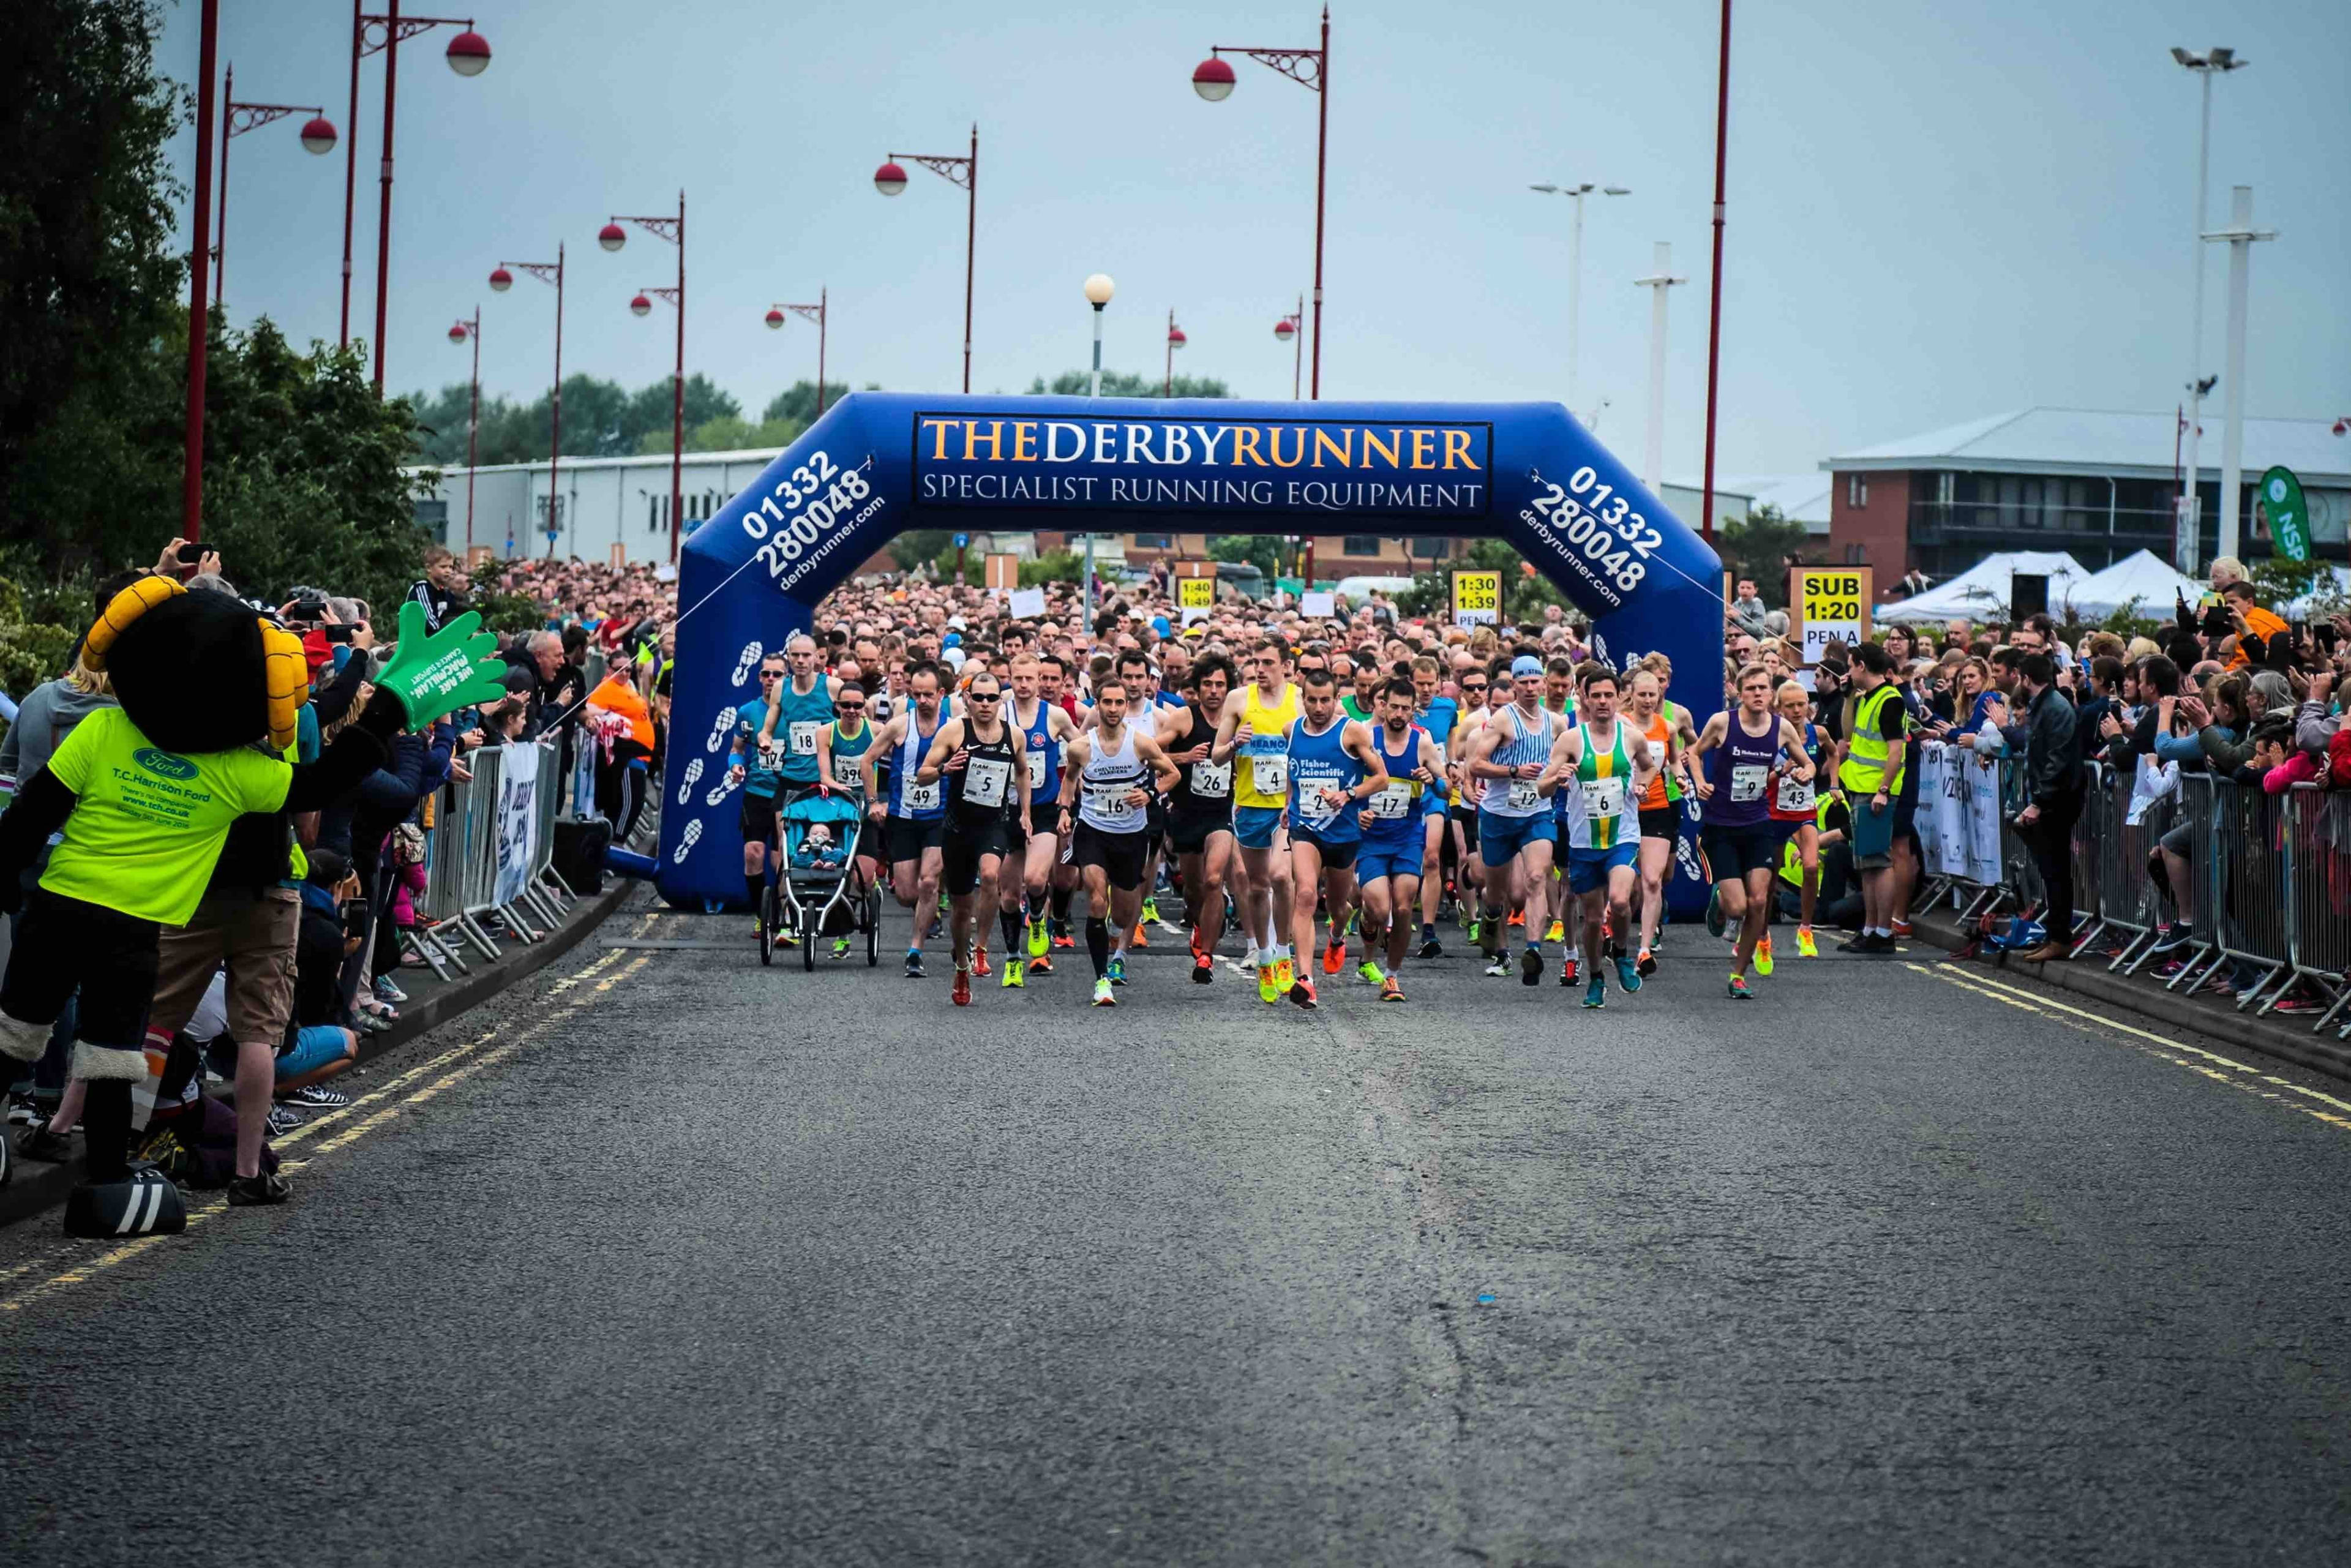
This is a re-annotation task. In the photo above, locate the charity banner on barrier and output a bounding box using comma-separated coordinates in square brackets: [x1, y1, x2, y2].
[493, 741, 539, 908]
[1918, 741, 2001, 885]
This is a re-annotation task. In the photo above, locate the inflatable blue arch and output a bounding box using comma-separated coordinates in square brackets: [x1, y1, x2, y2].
[659, 393, 1724, 908]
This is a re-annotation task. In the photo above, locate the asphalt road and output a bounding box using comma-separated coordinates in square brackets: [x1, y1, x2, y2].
[5, 892, 2350, 1567]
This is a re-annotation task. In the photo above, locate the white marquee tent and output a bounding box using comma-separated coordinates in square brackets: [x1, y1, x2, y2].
[1877, 551, 2092, 626]
[2063, 550, 2202, 622]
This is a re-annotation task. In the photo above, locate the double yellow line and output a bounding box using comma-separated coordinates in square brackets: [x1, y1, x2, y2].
[1912, 962, 2351, 1133]
[0, 945, 656, 1315]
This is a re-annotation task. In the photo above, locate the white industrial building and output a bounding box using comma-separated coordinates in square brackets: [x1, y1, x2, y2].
[410, 449, 787, 564]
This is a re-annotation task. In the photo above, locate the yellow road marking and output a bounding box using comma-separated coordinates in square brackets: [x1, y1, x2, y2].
[1, 952, 656, 1315]
[1910, 962, 2351, 1134]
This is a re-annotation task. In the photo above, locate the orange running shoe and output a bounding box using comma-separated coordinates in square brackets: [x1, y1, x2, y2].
[1322, 940, 1345, 975]
[1507, 909, 1525, 928]
[1130, 923, 1150, 948]
[972, 945, 990, 978]
[1029, 954, 1054, 975]
[951, 967, 971, 1007]
[1289, 977, 1319, 1010]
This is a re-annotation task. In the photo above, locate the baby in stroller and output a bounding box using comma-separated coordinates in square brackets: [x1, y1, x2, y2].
[792, 822, 847, 874]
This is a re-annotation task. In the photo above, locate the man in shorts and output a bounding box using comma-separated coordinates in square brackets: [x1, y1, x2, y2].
[1163, 652, 1239, 985]
[1283, 667, 1389, 1009]
[1538, 666, 1660, 1008]
[1355, 678, 1443, 1002]
[862, 662, 951, 977]
[1058, 678, 1180, 1007]
[915, 670, 1030, 1005]
[1690, 663, 1817, 997]
[1462, 656, 1564, 983]
[1211, 639, 1302, 1003]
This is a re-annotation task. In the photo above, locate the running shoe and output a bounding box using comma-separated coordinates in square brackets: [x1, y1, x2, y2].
[373, 975, 408, 1005]
[1636, 947, 1657, 978]
[904, 948, 926, 979]
[1192, 955, 1214, 985]
[1418, 926, 1442, 959]
[1093, 978, 1118, 1007]
[1028, 918, 1049, 959]
[1379, 975, 1405, 1003]
[1258, 960, 1280, 1004]
[1891, 919, 1914, 939]
[1051, 926, 1076, 950]
[265, 1104, 305, 1138]
[831, 938, 852, 961]
[1029, 954, 1054, 975]
[1323, 940, 1346, 976]
[1507, 910, 1525, 929]
[972, 945, 990, 978]
[2148, 921, 2195, 956]
[1273, 953, 1295, 994]
[1727, 973, 1753, 1000]
[1107, 955, 1128, 986]
[1130, 922, 1150, 948]
[752, 915, 767, 940]
[952, 966, 972, 1006]
[776, 928, 799, 950]
[1483, 956, 1512, 978]
[1357, 959, 1385, 986]
[1559, 954, 1580, 988]
[1583, 976, 1607, 1009]
[1704, 887, 1727, 940]
[1289, 977, 1319, 1010]
[1141, 896, 1161, 926]
[2271, 992, 2322, 1015]
[282, 1084, 350, 1110]
[1520, 947, 1544, 986]
[1614, 953, 1641, 994]
[1465, 918, 1484, 945]
[1795, 926, 1818, 959]
[1546, 918, 1565, 943]
[16, 1118, 70, 1162]
[226, 1171, 293, 1206]
[1755, 936, 1774, 978]
[1001, 955, 1025, 989]
[7, 1093, 42, 1127]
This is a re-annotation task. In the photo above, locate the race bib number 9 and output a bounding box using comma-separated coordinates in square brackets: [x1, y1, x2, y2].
[1730, 764, 1768, 803]
[1250, 754, 1289, 797]
[1190, 759, 1232, 800]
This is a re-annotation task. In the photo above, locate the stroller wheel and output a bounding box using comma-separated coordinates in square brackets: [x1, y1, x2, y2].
[759, 884, 777, 967]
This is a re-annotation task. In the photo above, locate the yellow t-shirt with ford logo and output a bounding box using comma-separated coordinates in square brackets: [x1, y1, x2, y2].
[39, 708, 293, 925]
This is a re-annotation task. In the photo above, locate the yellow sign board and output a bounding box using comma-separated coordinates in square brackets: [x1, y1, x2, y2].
[1791, 567, 1872, 664]
[1451, 569, 1502, 628]
[1177, 577, 1216, 609]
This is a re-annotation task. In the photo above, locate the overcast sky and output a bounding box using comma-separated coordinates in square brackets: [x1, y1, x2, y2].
[160, 0, 2348, 481]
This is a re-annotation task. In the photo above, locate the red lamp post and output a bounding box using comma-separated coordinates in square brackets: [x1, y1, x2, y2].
[448, 309, 480, 550]
[212, 65, 334, 310]
[489, 248, 563, 558]
[340, 2, 492, 386]
[1164, 312, 1187, 396]
[1191, 10, 1330, 399]
[602, 194, 687, 561]
[1698, 0, 1732, 545]
[1273, 296, 1302, 399]
[872, 125, 977, 393]
[767, 291, 829, 416]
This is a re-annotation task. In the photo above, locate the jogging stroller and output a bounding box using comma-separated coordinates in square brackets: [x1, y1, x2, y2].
[765, 786, 880, 970]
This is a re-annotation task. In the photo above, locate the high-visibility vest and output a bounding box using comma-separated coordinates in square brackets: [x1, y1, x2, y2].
[1839, 683, 1907, 795]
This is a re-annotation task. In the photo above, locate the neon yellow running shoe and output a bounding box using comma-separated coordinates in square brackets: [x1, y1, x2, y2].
[1755, 934, 1775, 978]
[1796, 925, 1818, 959]
[1273, 953, 1295, 994]
[1546, 918, 1565, 943]
[1257, 961, 1279, 1004]
[1357, 959, 1385, 985]
[1001, 955, 1025, 988]
[1027, 918, 1048, 959]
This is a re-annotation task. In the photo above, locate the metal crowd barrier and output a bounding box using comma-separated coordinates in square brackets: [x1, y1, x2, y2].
[1979, 755, 2347, 1038]
[402, 734, 582, 980]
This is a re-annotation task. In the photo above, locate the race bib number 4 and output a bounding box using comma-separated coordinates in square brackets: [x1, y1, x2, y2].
[1730, 764, 1769, 803]
[1190, 759, 1233, 800]
[1250, 754, 1289, 797]
[963, 757, 1011, 809]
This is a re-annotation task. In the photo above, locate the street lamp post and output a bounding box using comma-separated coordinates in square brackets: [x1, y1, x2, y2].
[603, 194, 687, 561]
[1083, 274, 1114, 610]
[2170, 45, 2249, 576]
[183, 0, 222, 544]
[1528, 181, 1629, 418]
[1698, 0, 1732, 545]
[489, 247, 563, 559]
[765, 291, 828, 416]
[448, 309, 480, 551]
[1634, 242, 1685, 494]
[874, 126, 978, 393]
[1275, 300, 1301, 399]
[2203, 184, 2277, 566]
[341, 2, 490, 379]
[1192, 8, 1330, 399]
[1164, 311, 1187, 397]
[213, 65, 334, 310]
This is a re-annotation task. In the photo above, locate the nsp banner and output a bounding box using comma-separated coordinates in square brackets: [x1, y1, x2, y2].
[1791, 567, 1872, 664]
[2259, 466, 2311, 563]
[1451, 569, 1501, 628]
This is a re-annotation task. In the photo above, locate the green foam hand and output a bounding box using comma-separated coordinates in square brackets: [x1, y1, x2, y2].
[373, 601, 509, 730]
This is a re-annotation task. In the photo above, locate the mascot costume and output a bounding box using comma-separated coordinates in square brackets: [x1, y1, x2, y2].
[0, 579, 504, 1237]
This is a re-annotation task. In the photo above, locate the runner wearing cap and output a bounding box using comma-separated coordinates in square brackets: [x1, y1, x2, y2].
[1462, 655, 1564, 983]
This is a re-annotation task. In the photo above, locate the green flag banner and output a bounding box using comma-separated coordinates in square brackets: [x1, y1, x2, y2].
[2260, 465, 2310, 563]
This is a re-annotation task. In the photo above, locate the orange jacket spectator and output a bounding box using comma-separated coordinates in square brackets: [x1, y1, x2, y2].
[587, 673, 654, 749]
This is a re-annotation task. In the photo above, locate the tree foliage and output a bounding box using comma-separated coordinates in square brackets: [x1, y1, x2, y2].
[1027, 370, 1233, 399]
[1711, 505, 1813, 609]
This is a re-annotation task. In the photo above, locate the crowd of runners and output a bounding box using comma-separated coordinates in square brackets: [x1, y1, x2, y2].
[719, 571, 1908, 1010]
